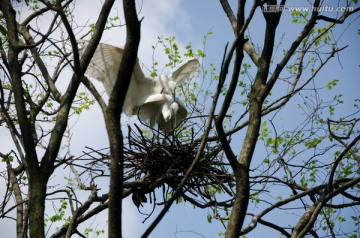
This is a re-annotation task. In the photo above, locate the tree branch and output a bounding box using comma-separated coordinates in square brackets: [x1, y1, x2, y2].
[106, 0, 140, 237]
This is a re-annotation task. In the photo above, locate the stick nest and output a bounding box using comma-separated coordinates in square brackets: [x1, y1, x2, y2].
[124, 125, 233, 197]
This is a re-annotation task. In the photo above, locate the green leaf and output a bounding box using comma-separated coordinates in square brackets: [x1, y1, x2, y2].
[207, 214, 212, 223]
[300, 177, 308, 187]
[327, 79, 339, 90]
[2, 155, 13, 162]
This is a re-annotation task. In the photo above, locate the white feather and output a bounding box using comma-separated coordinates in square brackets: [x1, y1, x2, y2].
[168, 58, 201, 85]
[79, 40, 200, 131]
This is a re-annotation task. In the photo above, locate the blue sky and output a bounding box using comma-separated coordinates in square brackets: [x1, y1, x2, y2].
[0, 0, 359, 237]
[71, 1, 360, 237]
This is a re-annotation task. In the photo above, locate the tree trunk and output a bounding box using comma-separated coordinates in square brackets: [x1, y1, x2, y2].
[107, 1, 141, 237]
[225, 165, 250, 238]
[28, 173, 47, 238]
[225, 93, 263, 238]
[107, 114, 124, 238]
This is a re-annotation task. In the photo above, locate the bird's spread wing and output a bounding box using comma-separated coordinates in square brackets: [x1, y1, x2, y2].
[78, 40, 145, 95]
[78, 40, 122, 95]
[168, 58, 200, 85]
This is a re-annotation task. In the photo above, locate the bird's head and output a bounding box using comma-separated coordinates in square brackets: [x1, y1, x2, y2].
[161, 101, 179, 122]
[161, 103, 172, 122]
[170, 101, 179, 114]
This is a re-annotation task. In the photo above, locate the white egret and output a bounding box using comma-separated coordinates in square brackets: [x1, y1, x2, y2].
[78, 40, 200, 132]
